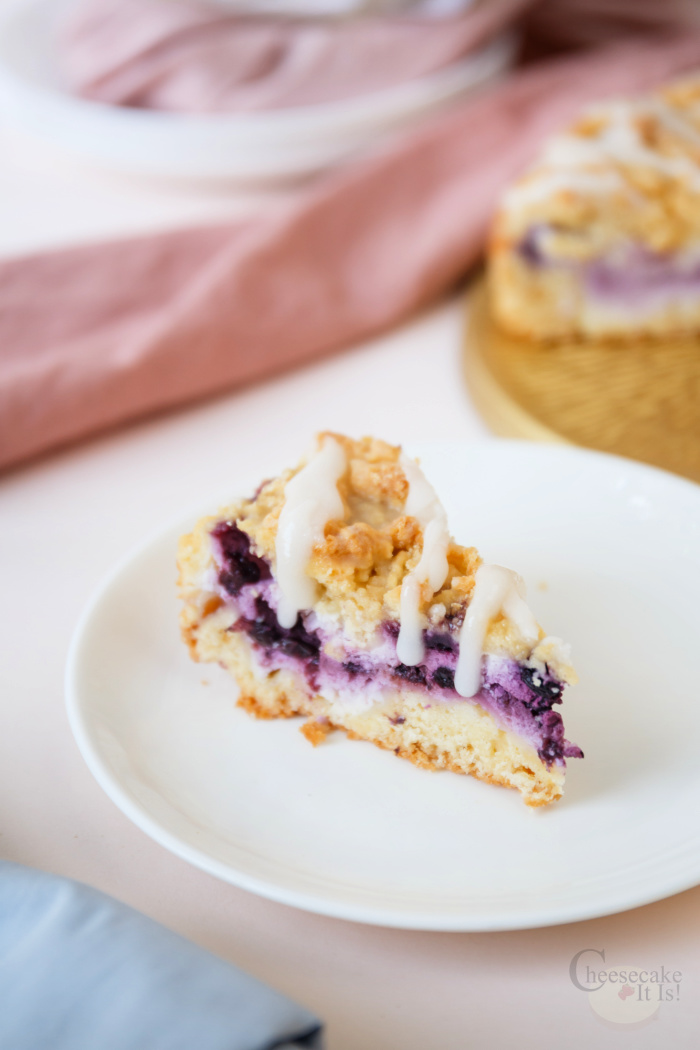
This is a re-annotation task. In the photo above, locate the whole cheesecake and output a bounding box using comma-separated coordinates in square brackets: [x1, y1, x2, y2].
[489, 76, 700, 342]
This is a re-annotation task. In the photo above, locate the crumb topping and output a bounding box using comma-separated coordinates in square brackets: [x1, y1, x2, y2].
[212, 433, 481, 646]
[492, 75, 700, 259]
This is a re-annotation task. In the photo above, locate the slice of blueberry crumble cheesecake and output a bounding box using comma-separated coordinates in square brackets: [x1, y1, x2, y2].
[178, 434, 582, 806]
[489, 75, 700, 342]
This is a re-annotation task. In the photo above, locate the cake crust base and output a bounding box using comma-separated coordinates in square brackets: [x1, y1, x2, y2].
[238, 684, 561, 808]
[187, 607, 564, 807]
[489, 250, 700, 344]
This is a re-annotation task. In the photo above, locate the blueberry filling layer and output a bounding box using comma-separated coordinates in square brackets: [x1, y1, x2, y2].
[238, 595, 321, 688]
[585, 250, 700, 304]
[517, 226, 700, 308]
[211, 522, 582, 767]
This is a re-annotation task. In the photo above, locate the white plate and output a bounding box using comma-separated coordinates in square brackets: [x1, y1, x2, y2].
[66, 441, 700, 930]
[0, 0, 513, 181]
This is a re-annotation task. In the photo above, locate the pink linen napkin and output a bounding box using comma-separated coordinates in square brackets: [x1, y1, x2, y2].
[61, 0, 533, 111]
[4, 32, 700, 472]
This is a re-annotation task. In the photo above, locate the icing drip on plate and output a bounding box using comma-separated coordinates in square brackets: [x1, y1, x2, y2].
[454, 564, 539, 698]
[396, 454, 450, 667]
[275, 435, 346, 629]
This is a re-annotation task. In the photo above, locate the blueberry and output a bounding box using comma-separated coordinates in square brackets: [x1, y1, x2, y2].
[521, 665, 562, 704]
[211, 521, 271, 596]
[248, 622, 277, 648]
[425, 633, 455, 653]
[219, 558, 263, 596]
[432, 667, 455, 690]
[393, 664, 427, 686]
[278, 637, 318, 661]
[343, 661, 365, 676]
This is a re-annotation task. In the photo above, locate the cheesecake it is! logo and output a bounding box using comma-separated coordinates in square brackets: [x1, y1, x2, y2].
[570, 949, 683, 1028]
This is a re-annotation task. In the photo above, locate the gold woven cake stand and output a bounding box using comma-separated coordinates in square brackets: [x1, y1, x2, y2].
[463, 274, 700, 483]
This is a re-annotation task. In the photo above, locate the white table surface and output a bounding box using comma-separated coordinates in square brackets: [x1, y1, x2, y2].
[2, 128, 699, 1049]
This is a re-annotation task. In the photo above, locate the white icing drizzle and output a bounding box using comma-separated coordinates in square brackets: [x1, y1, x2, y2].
[504, 168, 622, 210]
[454, 564, 539, 699]
[505, 96, 700, 214]
[395, 454, 450, 667]
[544, 104, 700, 186]
[275, 436, 346, 629]
[649, 97, 700, 151]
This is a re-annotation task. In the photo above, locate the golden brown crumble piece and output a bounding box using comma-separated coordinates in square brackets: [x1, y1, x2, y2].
[300, 719, 334, 746]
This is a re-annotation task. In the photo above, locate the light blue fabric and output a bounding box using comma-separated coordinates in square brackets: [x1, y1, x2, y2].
[0, 862, 323, 1050]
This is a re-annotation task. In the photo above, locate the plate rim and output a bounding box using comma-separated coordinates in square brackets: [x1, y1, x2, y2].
[65, 438, 700, 931]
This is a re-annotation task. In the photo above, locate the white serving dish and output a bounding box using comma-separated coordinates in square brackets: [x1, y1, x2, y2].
[0, 0, 514, 182]
[66, 441, 700, 930]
